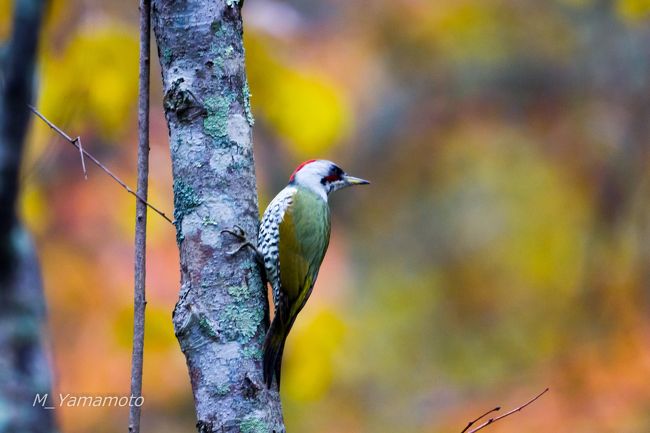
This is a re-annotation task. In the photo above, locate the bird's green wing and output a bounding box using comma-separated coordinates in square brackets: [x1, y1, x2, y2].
[278, 189, 331, 319]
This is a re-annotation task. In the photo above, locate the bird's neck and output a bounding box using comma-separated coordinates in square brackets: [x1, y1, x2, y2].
[292, 181, 328, 202]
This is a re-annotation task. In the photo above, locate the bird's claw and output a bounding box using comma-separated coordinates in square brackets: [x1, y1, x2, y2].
[226, 242, 255, 256]
[221, 225, 258, 257]
[220, 224, 246, 240]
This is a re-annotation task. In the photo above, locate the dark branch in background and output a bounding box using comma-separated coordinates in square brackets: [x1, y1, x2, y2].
[0, 0, 55, 432]
[29, 106, 174, 224]
[128, 0, 151, 431]
[461, 388, 549, 433]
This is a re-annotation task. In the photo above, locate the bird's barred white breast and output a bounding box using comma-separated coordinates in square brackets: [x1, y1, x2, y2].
[258, 186, 296, 309]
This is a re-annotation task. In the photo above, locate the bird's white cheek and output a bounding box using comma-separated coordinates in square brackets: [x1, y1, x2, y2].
[328, 181, 347, 193]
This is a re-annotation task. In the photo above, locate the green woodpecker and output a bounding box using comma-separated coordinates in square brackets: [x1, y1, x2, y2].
[255, 159, 369, 389]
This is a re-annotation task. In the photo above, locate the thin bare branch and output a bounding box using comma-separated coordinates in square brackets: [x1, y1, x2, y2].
[28, 105, 173, 224]
[461, 406, 501, 433]
[128, 0, 151, 430]
[465, 388, 549, 433]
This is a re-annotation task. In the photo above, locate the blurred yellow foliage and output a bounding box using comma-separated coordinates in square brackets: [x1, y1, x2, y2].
[438, 124, 587, 298]
[0, 0, 10, 40]
[556, 0, 595, 7]
[245, 35, 352, 157]
[433, 2, 508, 64]
[399, 1, 511, 65]
[113, 179, 171, 246]
[617, 0, 650, 21]
[402, 1, 574, 68]
[20, 182, 49, 235]
[284, 307, 346, 402]
[113, 304, 177, 352]
[38, 25, 138, 139]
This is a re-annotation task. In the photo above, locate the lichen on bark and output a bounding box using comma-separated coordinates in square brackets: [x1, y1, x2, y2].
[151, 1, 285, 431]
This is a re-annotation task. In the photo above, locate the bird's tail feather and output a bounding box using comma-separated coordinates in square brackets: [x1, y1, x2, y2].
[263, 317, 287, 390]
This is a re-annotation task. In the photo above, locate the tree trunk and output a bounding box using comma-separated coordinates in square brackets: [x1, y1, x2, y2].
[0, 1, 56, 432]
[151, 1, 285, 431]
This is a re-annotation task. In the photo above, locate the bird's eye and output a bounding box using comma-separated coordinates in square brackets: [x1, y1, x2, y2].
[321, 165, 344, 184]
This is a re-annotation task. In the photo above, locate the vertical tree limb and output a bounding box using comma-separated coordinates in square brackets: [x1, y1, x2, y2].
[0, 0, 55, 432]
[129, 0, 151, 432]
[151, 0, 285, 431]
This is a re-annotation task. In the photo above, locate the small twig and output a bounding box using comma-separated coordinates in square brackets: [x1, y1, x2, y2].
[464, 388, 549, 433]
[28, 105, 173, 224]
[76, 135, 87, 179]
[461, 406, 501, 433]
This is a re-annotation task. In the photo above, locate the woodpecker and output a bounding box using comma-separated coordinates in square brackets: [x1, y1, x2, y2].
[224, 160, 369, 389]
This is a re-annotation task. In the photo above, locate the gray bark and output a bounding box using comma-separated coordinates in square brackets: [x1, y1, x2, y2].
[0, 0, 56, 432]
[151, 1, 285, 432]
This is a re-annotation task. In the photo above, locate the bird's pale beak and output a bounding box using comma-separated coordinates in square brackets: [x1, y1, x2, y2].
[343, 175, 370, 186]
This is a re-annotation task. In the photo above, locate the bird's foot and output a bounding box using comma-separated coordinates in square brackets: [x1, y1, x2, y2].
[221, 225, 264, 262]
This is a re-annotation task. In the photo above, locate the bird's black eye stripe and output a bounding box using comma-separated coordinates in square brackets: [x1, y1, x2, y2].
[321, 165, 344, 184]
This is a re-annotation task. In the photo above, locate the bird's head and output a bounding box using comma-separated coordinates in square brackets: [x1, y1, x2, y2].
[289, 159, 369, 199]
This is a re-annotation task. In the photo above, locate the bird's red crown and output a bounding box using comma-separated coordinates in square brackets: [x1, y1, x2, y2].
[289, 159, 317, 182]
